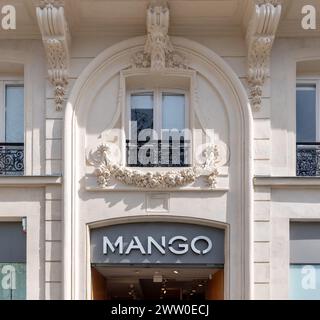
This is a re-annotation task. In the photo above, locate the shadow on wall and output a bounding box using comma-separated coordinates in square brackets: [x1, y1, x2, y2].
[78, 175, 226, 211]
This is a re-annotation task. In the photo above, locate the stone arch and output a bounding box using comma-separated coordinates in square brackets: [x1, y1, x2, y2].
[64, 36, 254, 299]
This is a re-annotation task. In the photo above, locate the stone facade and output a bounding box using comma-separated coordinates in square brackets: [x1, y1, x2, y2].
[0, 0, 319, 300]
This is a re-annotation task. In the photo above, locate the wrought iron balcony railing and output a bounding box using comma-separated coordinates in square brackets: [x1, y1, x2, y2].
[296, 142, 320, 176]
[126, 139, 190, 167]
[0, 143, 24, 176]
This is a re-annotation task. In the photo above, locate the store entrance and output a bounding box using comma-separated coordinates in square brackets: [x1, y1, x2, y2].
[91, 266, 224, 300]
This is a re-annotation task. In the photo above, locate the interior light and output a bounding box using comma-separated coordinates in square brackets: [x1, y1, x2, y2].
[173, 270, 179, 274]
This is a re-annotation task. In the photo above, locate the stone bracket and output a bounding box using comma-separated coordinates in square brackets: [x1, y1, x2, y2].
[36, 0, 70, 111]
[132, 0, 188, 71]
[246, 0, 282, 111]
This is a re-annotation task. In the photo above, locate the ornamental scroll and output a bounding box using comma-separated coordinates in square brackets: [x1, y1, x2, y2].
[88, 144, 220, 189]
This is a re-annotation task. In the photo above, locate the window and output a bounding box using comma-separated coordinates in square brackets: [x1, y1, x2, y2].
[296, 81, 320, 176]
[5, 84, 24, 143]
[127, 89, 190, 167]
[289, 222, 320, 300]
[0, 222, 26, 300]
[296, 83, 318, 143]
[0, 81, 24, 175]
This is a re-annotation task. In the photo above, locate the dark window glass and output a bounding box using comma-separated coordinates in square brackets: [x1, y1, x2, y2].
[127, 91, 189, 167]
[0, 222, 26, 300]
[130, 92, 154, 136]
[296, 84, 316, 143]
[5, 85, 24, 143]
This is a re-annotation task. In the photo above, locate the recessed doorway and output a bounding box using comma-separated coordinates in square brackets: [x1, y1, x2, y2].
[91, 266, 224, 300]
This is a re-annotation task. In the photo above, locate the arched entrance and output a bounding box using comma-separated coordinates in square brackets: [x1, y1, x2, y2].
[64, 36, 253, 300]
[89, 218, 226, 300]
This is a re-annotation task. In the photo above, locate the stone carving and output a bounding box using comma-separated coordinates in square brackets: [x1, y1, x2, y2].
[36, 1, 70, 111]
[88, 143, 220, 189]
[39, 0, 65, 6]
[132, 1, 187, 70]
[201, 145, 220, 188]
[246, 0, 281, 111]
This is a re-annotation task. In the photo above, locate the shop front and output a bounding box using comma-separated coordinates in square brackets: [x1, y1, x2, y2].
[90, 222, 225, 300]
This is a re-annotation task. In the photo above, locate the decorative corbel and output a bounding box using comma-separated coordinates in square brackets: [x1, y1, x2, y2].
[246, 0, 282, 111]
[36, 0, 70, 111]
[132, 0, 187, 70]
[145, 0, 172, 71]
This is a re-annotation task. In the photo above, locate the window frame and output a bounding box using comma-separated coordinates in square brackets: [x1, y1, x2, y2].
[126, 88, 190, 141]
[0, 78, 24, 143]
[126, 87, 191, 167]
[296, 78, 320, 143]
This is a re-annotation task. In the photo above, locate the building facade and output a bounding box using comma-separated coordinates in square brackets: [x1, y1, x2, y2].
[0, 0, 320, 300]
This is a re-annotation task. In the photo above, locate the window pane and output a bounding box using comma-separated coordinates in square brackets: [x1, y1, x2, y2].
[5, 85, 24, 143]
[290, 265, 320, 300]
[131, 92, 153, 134]
[0, 222, 26, 300]
[296, 85, 316, 142]
[0, 263, 26, 300]
[162, 93, 185, 132]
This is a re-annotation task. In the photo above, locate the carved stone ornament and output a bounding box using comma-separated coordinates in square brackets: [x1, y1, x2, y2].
[132, 1, 187, 70]
[88, 144, 220, 189]
[246, 0, 282, 111]
[36, 0, 70, 111]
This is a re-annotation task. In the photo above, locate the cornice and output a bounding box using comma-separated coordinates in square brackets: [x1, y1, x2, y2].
[0, 175, 62, 187]
[254, 176, 320, 187]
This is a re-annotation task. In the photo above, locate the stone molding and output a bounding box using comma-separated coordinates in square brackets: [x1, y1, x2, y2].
[36, 0, 70, 111]
[88, 144, 220, 189]
[246, 0, 282, 111]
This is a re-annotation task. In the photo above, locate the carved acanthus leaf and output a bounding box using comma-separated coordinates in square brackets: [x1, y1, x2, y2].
[36, 1, 70, 111]
[88, 143, 220, 189]
[246, 0, 282, 111]
[132, 1, 188, 70]
[38, 0, 65, 6]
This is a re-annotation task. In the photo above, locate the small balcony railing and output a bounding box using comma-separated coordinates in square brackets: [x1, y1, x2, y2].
[126, 139, 191, 167]
[0, 143, 24, 176]
[296, 142, 320, 176]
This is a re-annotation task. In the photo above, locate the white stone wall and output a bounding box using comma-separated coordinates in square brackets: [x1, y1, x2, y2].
[44, 185, 62, 300]
[1, 30, 320, 300]
[254, 186, 271, 299]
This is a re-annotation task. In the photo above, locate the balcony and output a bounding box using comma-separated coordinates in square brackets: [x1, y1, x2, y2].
[0, 143, 24, 176]
[296, 143, 320, 176]
[126, 139, 190, 167]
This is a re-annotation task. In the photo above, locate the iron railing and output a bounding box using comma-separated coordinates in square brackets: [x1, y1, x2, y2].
[126, 139, 191, 167]
[296, 142, 320, 176]
[0, 143, 24, 176]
